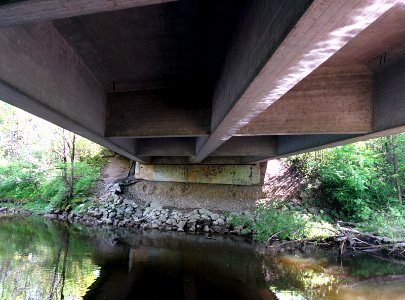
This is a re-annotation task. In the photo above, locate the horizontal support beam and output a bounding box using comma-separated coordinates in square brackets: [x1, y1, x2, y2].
[147, 156, 260, 165]
[273, 126, 405, 160]
[0, 0, 175, 27]
[0, 23, 147, 163]
[268, 55, 405, 160]
[277, 134, 359, 156]
[211, 136, 277, 157]
[135, 138, 195, 156]
[135, 136, 277, 159]
[192, 0, 400, 163]
[105, 91, 210, 137]
[135, 163, 261, 185]
[238, 67, 373, 135]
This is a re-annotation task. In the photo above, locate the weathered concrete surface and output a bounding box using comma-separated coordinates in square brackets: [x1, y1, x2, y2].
[105, 91, 210, 137]
[0, 0, 404, 168]
[238, 67, 373, 135]
[374, 55, 405, 132]
[127, 181, 263, 212]
[135, 163, 261, 185]
[0, 22, 147, 163]
[192, 0, 400, 163]
[0, 0, 176, 27]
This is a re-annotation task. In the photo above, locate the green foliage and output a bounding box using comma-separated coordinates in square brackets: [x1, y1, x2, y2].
[0, 100, 108, 211]
[359, 207, 405, 240]
[227, 212, 255, 228]
[0, 160, 104, 210]
[40, 175, 67, 204]
[22, 198, 51, 213]
[73, 161, 103, 197]
[0, 161, 43, 200]
[253, 204, 307, 241]
[286, 136, 404, 222]
[228, 201, 336, 242]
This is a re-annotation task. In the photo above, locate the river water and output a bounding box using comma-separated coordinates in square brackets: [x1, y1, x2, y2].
[1, 215, 405, 300]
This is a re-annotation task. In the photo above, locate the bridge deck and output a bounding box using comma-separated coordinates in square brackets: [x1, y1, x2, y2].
[0, 0, 404, 165]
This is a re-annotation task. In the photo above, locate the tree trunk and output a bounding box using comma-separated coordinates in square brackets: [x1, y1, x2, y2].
[391, 135, 403, 205]
[62, 129, 68, 192]
[69, 133, 76, 199]
[59, 231, 70, 300]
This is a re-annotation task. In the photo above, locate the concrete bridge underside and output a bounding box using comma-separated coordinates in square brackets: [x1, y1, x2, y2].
[1, 0, 405, 184]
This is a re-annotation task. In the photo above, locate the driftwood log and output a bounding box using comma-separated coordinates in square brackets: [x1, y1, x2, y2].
[266, 226, 405, 259]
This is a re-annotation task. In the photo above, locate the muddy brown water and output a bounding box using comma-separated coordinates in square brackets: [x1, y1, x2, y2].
[1, 215, 405, 300]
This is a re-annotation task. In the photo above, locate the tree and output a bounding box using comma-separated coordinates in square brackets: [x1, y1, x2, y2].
[390, 135, 402, 205]
[52, 129, 76, 204]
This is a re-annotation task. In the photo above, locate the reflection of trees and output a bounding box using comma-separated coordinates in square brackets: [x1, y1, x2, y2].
[262, 250, 405, 299]
[48, 231, 70, 300]
[0, 216, 99, 300]
[262, 252, 342, 299]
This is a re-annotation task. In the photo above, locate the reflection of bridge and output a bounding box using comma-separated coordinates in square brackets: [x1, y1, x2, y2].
[1, 1, 405, 184]
[86, 230, 273, 299]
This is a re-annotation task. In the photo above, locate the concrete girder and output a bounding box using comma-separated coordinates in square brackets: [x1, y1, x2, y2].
[211, 136, 277, 157]
[0, 22, 148, 163]
[250, 55, 405, 162]
[191, 0, 401, 163]
[132, 136, 278, 158]
[1, 1, 404, 168]
[135, 138, 196, 157]
[105, 91, 210, 138]
[237, 66, 373, 135]
[374, 55, 405, 132]
[0, 0, 176, 27]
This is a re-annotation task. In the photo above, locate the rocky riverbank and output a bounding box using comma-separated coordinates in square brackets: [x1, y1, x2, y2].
[0, 181, 256, 237]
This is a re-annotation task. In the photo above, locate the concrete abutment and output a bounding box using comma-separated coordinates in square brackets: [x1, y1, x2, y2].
[134, 162, 267, 186]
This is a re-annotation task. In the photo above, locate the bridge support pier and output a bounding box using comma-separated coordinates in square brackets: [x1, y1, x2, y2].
[134, 163, 265, 186]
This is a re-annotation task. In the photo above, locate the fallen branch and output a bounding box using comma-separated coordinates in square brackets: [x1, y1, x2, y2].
[265, 226, 405, 259]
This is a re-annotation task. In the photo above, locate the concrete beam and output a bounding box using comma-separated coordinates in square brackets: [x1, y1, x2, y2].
[238, 67, 373, 135]
[105, 91, 210, 137]
[148, 156, 257, 165]
[134, 136, 277, 159]
[0, 23, 148, 163]
[135, 163, 261, 185]
[211, 136, 277, 157]
[192, 0, 400, 163]
[270, 53, 405, 160]
[277, 134, 360, 157]
[135, 138, 195, 157]
[374, 55, 405, 132]
[0, 0, 175, 27]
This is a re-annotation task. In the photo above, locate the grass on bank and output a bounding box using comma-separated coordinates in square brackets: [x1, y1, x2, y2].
[229, 200, 336, 242]
[0, 157, 106, 212]
[229, 199, 405, 242]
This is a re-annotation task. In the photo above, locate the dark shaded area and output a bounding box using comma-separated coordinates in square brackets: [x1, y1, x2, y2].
[53, 0, 248, 105]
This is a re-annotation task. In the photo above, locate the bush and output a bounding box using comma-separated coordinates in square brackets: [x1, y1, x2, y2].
[40, 176, 66, 204]
[359, 207, 405, 240]
[286, 140, 397, 222]
[228, 201, 336, 242]
[253, 204, 307, 241]
[0, 159, 105, 210]
[73, 162, 102, 197]
[0, 162, 43, 200]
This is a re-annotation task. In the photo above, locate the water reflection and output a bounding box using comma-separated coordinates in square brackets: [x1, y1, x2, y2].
[1, 215, 405, 300]
[0, 216, 100, 300]
[264, 250, 405, 300]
